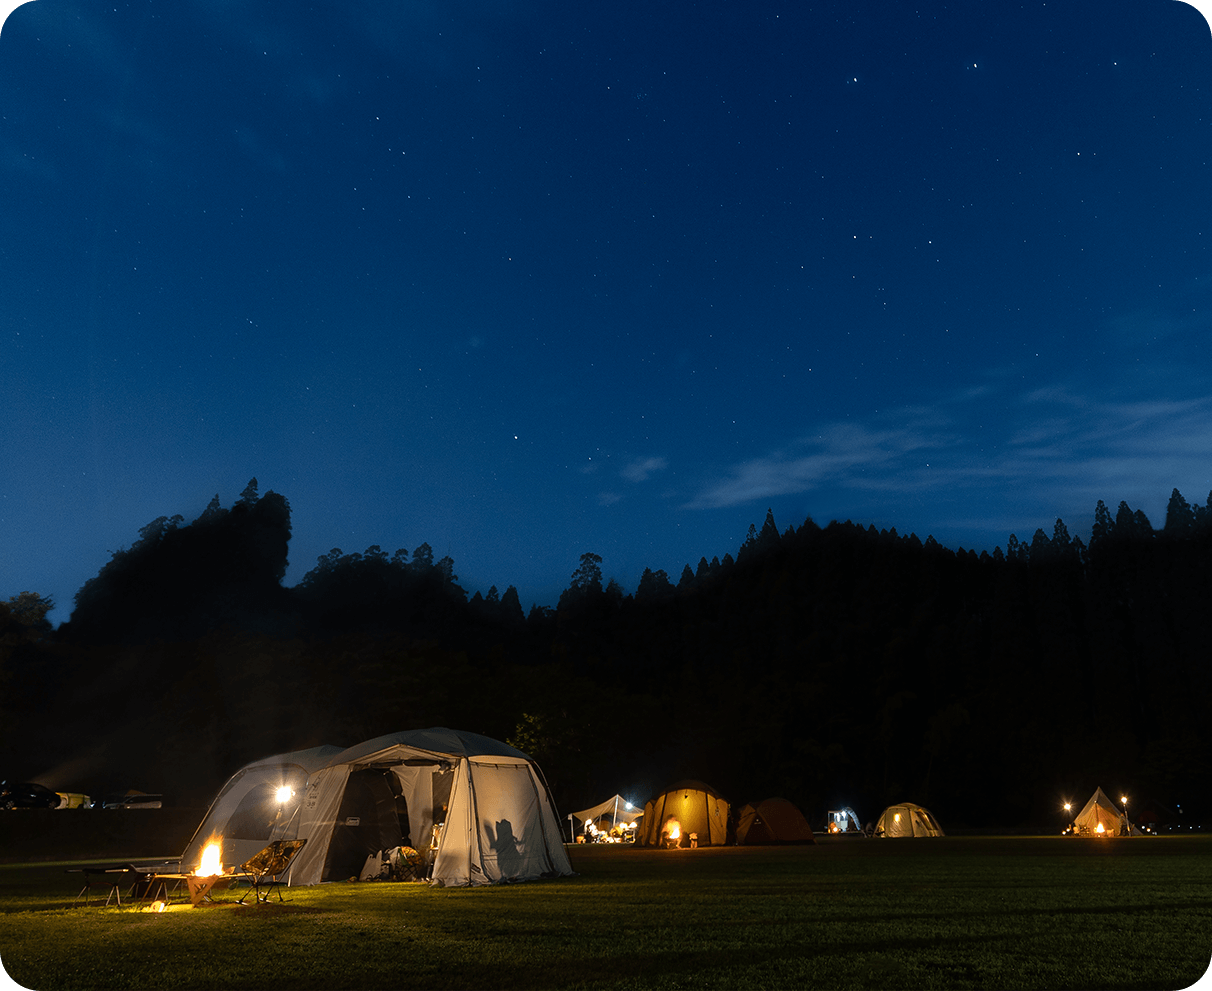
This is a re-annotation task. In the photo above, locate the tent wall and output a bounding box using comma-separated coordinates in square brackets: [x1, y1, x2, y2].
[429, 758, 568, 885]
[283, 764, 354, 885]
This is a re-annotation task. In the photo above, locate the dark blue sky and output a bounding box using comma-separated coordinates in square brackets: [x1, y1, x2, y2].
[3, 1, 1211, 626]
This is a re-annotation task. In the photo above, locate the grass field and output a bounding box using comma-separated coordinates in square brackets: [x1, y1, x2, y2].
[1, 836, 1210, 990]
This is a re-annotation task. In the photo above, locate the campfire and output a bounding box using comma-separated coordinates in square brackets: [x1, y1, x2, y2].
[662, 816, 681, 848]
[195, 836, 224, 876]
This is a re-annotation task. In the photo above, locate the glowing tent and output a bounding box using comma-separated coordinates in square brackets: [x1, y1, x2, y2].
[736, 797, 816, 845]
[874, 802, 945, 837]
[282, 727, 574, 887]
[182, 744, 346, 873]
[1072, 787, 1142, 836]
[638, 780, 729, 847]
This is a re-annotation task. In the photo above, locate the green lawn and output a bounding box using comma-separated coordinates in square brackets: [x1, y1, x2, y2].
[1, 837, 1210, 990]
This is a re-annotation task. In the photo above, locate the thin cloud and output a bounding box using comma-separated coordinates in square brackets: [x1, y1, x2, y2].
[621, 456, 667, 483]
[686, 374, 1212, 518]
[685, 420, 954, 510]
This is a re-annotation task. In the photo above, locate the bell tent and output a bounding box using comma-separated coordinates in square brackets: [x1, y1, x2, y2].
[281, 727, 574, 887]
[736, 797, 816, 845]
[182, 744, 346, 873]
[874, 802, 945, 837]
[1072, 787, 1142, 836]
[638, 780, 729, 847]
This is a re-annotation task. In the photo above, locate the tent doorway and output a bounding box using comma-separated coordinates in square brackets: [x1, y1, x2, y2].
[323, 768, 403, 881]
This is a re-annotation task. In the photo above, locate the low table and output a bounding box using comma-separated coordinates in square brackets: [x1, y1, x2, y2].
[145, 872, 254, 907]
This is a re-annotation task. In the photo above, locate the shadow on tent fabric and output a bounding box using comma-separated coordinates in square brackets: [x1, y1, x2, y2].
[486, 818, 524, 879]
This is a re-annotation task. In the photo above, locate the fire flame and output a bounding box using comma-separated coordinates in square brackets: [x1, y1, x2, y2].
[1095, 822, 1105, 834]
[665, 817, 681, 841]
[196, 838, 223, 876]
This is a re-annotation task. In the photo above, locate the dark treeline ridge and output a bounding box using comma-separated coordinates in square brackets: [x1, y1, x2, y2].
[3, 480, 1210, 831]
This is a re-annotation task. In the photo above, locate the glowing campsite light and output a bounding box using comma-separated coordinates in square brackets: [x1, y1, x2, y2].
[1063, 803, 1071, 813]
[1095, 822, 1105, 834]
[196, 840, 223, 876]
[893, 812, 902, 824]
[275, 785, 294, 804]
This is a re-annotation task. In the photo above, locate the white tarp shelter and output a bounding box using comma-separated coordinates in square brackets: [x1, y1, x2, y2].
[569, 794, 643, 839]
[1073, 787, 1142, 836]
[182, 744, 346, 872]
[874, 802, 945, 837]
[281, 727, 574, 887]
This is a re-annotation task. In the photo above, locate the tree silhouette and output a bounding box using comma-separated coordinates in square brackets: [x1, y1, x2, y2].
[1165, 488, 1195, 535]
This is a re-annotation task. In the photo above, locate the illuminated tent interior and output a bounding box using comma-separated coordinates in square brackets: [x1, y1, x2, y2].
[181, 744, 346, 872]
[1073, 787, 1143, 836]
[569, 794, 643, 839]
[873, 802, 945, 837]
[280, 727, 574, 887]
[638, 780, 730, 847]
[735, 797, 816, 845]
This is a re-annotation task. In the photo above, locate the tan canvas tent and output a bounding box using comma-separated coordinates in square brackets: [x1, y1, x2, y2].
[638, 780, 729, 847]
[736, 797, 816, 845]
[281, 727, 574, 887]
[182, 744, 346, 872]
[874, 802, 944, 837]
[1072, 787, 1142, 836]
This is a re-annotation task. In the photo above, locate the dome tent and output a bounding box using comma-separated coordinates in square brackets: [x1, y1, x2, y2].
[638, 780, 729, 847]
[182, 744, 346, 873]
[282, 727, 574, 887]
[736, 797, 816, 845]
[874, 802, 945, 837]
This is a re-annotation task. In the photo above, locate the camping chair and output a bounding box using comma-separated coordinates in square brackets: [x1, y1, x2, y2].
[236, 839, 306, 904]
[70, 864, 153, 908]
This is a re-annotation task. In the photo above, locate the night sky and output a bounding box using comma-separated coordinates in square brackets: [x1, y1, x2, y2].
[3, 1, 1211, 626]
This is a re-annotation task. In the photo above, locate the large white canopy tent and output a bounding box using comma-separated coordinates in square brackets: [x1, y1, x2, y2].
[280, 727, 574, 887]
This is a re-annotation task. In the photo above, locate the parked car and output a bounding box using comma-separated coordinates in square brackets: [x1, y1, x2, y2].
[1, 781, 62, 809]
[91, 791, 162, 809]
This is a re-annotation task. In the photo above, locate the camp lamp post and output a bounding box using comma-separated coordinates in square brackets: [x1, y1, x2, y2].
[1121, 795, 1129, 834]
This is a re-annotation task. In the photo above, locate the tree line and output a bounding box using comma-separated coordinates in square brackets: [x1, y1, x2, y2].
[2, 480, 1209, 831]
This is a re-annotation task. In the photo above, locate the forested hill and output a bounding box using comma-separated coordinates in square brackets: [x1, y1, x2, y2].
[3, 481, 1210, 831]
